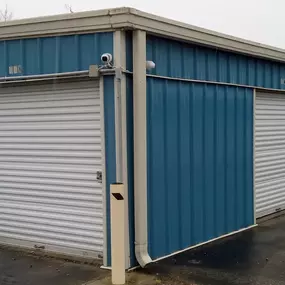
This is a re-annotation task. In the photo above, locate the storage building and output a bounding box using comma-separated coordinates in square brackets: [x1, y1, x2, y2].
[0, 7, 285, 268]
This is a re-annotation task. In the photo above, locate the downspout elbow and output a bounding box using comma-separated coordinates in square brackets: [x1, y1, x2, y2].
[135, 242, 152, 267]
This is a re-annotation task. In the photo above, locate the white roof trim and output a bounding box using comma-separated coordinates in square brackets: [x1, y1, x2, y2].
[1, 7, 285, 62]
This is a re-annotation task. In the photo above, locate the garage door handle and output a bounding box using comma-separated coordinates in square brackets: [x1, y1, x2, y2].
[96, 171, 102, 183]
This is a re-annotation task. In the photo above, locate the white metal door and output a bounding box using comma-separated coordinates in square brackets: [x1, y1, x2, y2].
[255, 92, 285, 218]
[0, 80, 103, 259]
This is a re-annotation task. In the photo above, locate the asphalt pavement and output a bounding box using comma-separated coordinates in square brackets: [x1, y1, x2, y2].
[0, 248, 107, 285]
[140, 214, 285, 285]
[2, 214, 285, 285]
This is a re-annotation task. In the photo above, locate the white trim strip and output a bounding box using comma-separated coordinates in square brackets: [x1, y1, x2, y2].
[153, 224, 258, 263]
[146, 73, 285, 93]
[0, 69, 115, 86]
[0, 70, 89, 81]
[100, 76, 108, 267]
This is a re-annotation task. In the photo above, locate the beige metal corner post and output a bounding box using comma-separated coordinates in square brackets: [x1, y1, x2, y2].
[113, 30, 131, 269]
[133, 30, 152, 267]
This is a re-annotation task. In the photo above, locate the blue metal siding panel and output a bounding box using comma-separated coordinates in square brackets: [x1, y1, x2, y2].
[245, 88, 254, 223]
[78, 34, 97, 70]
[204, 84, 215, 239]
[165, 81, 180, 251]
[0, 32, 113, 76]
[103, 76, 116, 266]
[7, 40, 22, 75]
[272, 63, 280, 89]
[146, 35, 285, 90]
[126, 31, 133, 72]
[147, 77, 254, 260]
[192, 83, 205, 244]
[196, 47, 207, 80]
[41, 37, 57, 74]
[215, 85, 226, 236]
[169, 42, 183, 78]
[24, 39, 40, 75]
[256, 60, 265, 87]
[207, 49, 218, 82]
[218, 51, 229, 83]
[179, 82, 192, 246]
[238, 56, 247, 85]
[147, 78, 168, 257]
[153, 38, 169, 77]
[225, 86, 236, 233]
[0, 42, 5, 76]
[236, 88, 246, 228]
[247, 58, 256, 86]
[59, 35, 78, 72]
[182, 45, 195, 79]
[228, 54, 238, 84]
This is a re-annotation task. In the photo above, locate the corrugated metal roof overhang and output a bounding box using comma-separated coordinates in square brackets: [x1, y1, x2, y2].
[1, 7, 285, 63]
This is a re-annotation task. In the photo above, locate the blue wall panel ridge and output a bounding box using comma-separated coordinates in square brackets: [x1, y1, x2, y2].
[146, 35, 285, 90]
[0, 32, 113, 77]
[147, 77, 254, 260]
[103, 76, 116, 266]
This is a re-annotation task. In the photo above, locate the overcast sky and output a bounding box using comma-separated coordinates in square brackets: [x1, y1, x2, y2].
[3, 0, 285, 49]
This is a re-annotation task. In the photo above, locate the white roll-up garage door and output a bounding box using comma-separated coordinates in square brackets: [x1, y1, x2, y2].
[0, 80, 103, 259]
[256, 92, 285, 218]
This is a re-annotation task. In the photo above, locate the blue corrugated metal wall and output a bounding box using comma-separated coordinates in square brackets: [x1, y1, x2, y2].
[147, 78, 254, 259]
[0, 32, 113, 76]
[146, 35, 258, 260]
[146, 35, 285, 90]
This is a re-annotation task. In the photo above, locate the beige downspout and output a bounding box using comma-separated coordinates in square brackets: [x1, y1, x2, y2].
[133, 30, 152, 267]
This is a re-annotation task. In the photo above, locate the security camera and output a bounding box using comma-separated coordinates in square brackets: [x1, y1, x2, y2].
[101, 53, 113, 65]
[146, 60, 155, 70]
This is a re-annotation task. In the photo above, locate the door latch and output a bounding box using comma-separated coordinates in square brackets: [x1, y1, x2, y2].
[96, 171, 102, 183]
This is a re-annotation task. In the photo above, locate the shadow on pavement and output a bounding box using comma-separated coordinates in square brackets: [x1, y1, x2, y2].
[137, 215, 285, 285]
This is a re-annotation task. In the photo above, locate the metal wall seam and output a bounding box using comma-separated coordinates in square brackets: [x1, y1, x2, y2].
[253, 88, 257, 224]
[100, 76, 107, 266]
[113, 30, 131, 268]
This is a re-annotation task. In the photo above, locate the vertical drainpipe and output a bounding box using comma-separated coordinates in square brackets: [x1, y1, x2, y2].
[113, 30, 131, 269]
[133, 30, 152, 267]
